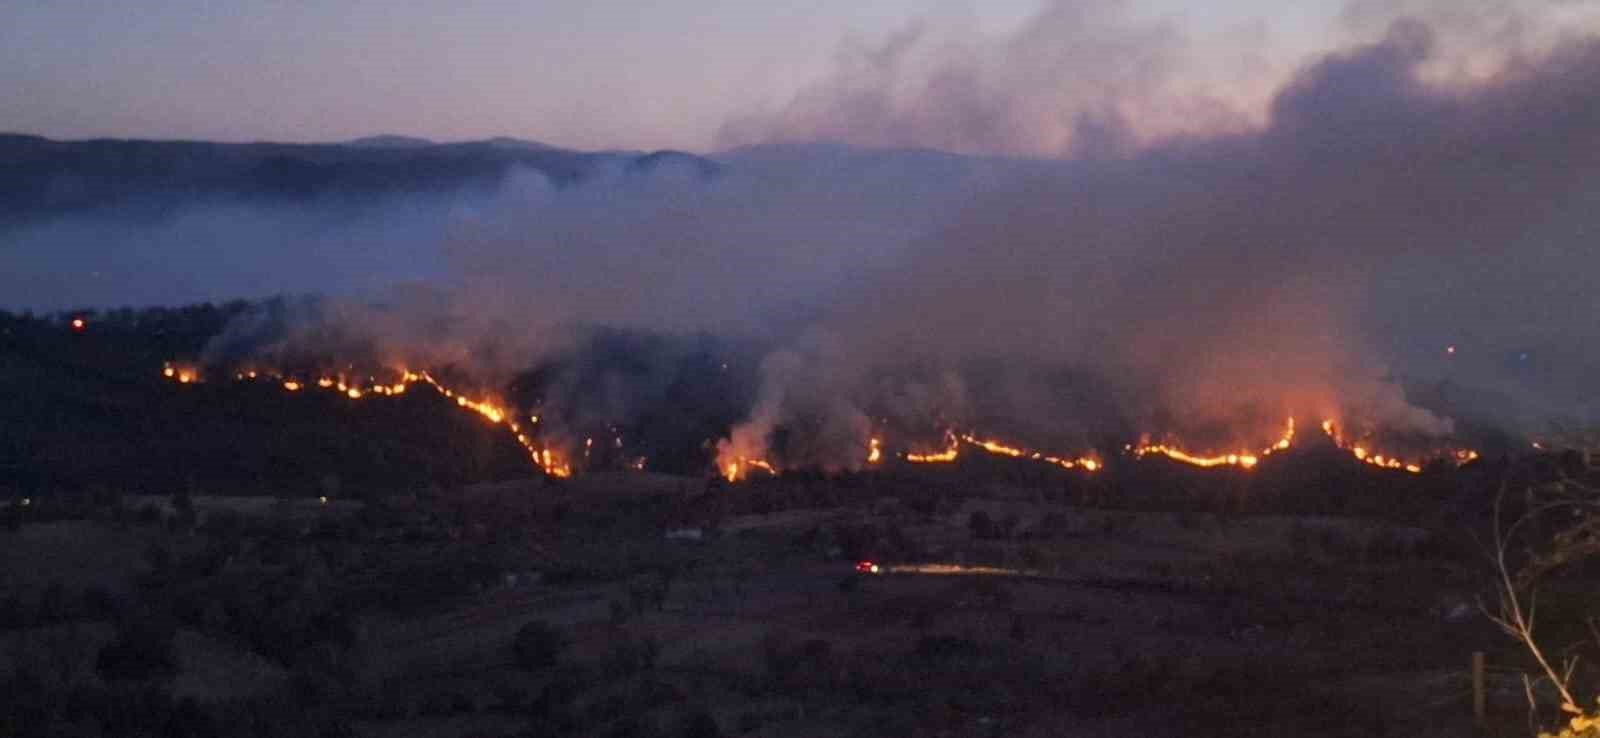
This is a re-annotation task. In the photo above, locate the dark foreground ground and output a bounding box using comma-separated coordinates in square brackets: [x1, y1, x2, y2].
[0, 465, 1577, 738]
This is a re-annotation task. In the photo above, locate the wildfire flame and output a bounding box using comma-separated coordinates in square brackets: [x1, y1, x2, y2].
[723, 457, 777, 482]
[171, 360, 1480, 483]
[1131, 418, 1296, 470]
[1318, 419, 1474, 474]
[898, 428, 1100, 471]
[161, 363, 198, 384]
[905, 430, 960, 463]
[1128, 417, 1469, 474]
[958, 433, 1101, 471]
[163, 362, 573, 478]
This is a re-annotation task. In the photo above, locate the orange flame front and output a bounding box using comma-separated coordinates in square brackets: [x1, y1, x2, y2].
[1318, 419, 1475, 474]
[905, 431, 960, 463]
[164, 363, 573, 478]
[959, 433, 1101, 471]
[723, 457, 777, 482]
[1131, 418, 1296, 470]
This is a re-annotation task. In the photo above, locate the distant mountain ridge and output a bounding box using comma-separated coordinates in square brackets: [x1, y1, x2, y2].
[342, 134, 438, 148]
[0, 133, 719, 230]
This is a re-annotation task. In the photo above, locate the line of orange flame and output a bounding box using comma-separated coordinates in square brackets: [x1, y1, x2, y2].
[897, 415, 1475, 475]
[169, 362, 1478, 481]
[723, 457, 777, 482]
[904, 430, 961, 463]
[1131, 418, 1297, 470]
[1318, 419, 1477, 474]
[958, 433, 1102, 471]
[162, 362, 573, 478]
[724, 437, 883, 483]
[899, 430, 1101, 471]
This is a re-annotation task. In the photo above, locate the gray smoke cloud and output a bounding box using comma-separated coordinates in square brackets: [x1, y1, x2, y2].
[5, 4, 1598, 471]
[717, 0, 1242, 157]
[715, 12, 1600, 463]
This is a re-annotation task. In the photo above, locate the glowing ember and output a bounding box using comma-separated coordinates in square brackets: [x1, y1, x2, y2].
[867, 437, 882, 464]
[161, 363, 199, 384]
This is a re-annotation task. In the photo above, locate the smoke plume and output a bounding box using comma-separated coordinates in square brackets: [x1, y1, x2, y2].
[6, 3, 1599, 472]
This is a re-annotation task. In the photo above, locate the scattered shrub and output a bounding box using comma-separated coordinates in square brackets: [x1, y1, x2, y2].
[136, 504, 163, 525]
[82, 585, 119, 620]
[677, 709, 722, 738]
[512, 620, 568, 670]
[1009, 614, 1029, 642]
[968, 510, 997, 540]
[1020, 544, 1048, 570]
[969, 577, 1013, 607]
[969, 543, 1007, 567]
[603, 635, 661, 679]
[911, 635, 983, 664]
[96, 617, 178, 682]
[1038, 512, 1069, 538]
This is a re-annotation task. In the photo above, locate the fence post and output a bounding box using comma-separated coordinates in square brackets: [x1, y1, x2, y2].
[1473, 651, 1486, 725]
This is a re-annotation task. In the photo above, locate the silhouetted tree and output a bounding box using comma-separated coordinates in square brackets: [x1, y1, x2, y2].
[512, 620, 568, 670]
[968, 510, 997, 540]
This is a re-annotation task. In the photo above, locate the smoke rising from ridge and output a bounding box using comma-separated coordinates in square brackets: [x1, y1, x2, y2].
[716, 13, 1600, 463]
[6, 5, 1599, 471]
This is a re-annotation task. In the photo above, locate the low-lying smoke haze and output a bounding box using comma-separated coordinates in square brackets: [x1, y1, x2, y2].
[4, 2, 1598, 468]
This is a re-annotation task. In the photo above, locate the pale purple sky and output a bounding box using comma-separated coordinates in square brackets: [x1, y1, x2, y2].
[1, 0, 1345, 151]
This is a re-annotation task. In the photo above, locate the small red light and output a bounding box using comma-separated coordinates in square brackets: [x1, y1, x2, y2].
[70, 318, 86, 332]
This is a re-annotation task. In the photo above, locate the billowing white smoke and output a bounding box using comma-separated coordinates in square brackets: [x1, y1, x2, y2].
[711, 13, 1600, 466]
[716, 334, 872, 474]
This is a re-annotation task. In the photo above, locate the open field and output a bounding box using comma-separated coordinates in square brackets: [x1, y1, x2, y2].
[4, 464, 1570, 737]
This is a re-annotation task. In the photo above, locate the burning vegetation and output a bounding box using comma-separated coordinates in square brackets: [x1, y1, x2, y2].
[161, 361, 573, 478]
[162, 356, 1481, 485]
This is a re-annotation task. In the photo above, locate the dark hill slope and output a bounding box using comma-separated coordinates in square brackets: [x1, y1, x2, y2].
[0, 310, 533, 497]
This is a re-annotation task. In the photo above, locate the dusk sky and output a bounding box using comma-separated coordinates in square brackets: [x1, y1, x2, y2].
[3, 0, 1366, 152]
